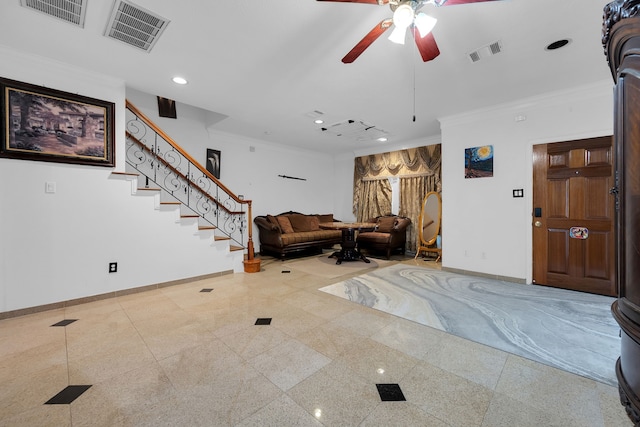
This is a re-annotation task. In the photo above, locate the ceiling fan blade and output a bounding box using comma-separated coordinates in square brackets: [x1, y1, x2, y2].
[413, 29, 440, 62]
[316, 0, 388, 4]
[437, 0, 499, 6]
[342, 19, 393, 63]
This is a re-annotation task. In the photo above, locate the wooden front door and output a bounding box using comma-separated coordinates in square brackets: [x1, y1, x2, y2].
[532, 136, 616, 296]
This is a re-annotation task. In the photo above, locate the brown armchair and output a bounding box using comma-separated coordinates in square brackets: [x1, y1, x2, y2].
[356, 215, 412, 259]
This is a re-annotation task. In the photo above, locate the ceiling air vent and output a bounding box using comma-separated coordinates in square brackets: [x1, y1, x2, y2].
[20, 0, 87, 27]
[467, 40, 502, 63]
[104, 0, 170, 52]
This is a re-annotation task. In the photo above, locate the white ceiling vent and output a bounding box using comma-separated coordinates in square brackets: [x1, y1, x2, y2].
[320, 120, 388, 141]
[468, 40, 502, 63]
[20, 0, 87, 27]
[104, 0, 170, 52]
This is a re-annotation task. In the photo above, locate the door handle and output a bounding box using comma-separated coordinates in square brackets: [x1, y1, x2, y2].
[534, 221, 542, 227]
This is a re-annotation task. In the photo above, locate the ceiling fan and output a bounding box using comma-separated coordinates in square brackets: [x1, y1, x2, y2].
[317, 0, 499, 63]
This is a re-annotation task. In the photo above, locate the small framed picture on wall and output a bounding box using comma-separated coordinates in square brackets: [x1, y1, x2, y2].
[206, 148, 221, 179]
[464, 145, 493, 179]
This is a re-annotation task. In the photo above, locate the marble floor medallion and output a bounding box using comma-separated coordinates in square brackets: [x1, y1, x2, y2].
[320, 264, 619, 385]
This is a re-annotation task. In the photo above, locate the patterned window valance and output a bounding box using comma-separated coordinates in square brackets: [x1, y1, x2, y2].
[353, 144, 441, 215]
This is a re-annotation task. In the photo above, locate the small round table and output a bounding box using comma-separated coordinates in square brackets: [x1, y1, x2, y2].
[319, 222, 377, 264]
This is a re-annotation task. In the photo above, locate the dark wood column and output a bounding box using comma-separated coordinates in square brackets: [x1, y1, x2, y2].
[603, 1, 640, 424]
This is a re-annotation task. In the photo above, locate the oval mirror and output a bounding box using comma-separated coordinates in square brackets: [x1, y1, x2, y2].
[415, 191, 441, 261]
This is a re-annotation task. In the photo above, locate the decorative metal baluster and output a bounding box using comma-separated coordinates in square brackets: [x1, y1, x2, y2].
[124, 103, 248, 248]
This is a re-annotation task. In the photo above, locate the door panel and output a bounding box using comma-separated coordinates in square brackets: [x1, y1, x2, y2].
[584, 231, 610, 279]
[547, 179, 569, 218]
[532, 136, 616, 296]
[585, 177, 611, 218]
[586, 146, 611, 166]
[546, 229, 569, 274]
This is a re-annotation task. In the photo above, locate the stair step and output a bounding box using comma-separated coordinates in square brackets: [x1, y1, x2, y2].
[160, 201, 181, 205]
[230, 245, 244, 252]
[198, 225, 216, 230]
[214, 236, 231, 241]
[180, 214, 199, 218]
[111, 171, 139, 177]
[137, 187, 161, 192]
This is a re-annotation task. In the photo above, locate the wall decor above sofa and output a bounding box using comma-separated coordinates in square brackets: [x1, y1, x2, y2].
[0, 77, 115, 167]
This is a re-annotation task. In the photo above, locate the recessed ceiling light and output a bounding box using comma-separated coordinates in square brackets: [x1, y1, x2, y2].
[377, 137, 388, 142]
[314, 119, 324, 124]
[172, 76, 188, 85]
[545, 39, 571, 51]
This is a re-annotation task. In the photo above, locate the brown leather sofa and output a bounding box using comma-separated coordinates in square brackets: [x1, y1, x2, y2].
[356, 215, 412, 259]
[254, 211, 341, 258]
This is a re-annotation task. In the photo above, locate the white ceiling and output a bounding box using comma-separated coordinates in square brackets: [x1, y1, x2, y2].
[0, 0, 613, 155]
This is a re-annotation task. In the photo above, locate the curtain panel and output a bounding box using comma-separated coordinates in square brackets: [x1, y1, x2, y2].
[399, 175, 436, 251]
[353, 144, 441, 251]
[356, 179, 392, 222]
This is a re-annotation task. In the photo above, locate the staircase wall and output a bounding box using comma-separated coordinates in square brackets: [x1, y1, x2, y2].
[125, 89, 339, 237]
[0, 46, 240, 314]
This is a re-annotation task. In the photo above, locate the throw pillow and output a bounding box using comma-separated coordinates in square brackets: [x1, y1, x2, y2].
[376, 216, 397, 233]
[308, 215, 321, 230]
[289, 214, 316, 232]
[276, 216, 295, 234]
[266, 215, 281, 232]
[317, 214, 334, 223]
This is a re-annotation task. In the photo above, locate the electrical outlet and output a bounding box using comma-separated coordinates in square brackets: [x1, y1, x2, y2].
[108, 262, 118, 273]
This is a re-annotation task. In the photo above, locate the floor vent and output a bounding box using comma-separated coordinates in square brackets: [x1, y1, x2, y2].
[468, 40, 502, 63]
[20, 0, 87, 27]
[104, 0, 170, 52]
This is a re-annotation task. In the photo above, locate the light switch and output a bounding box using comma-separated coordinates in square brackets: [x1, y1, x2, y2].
[45, 182, 56, 194]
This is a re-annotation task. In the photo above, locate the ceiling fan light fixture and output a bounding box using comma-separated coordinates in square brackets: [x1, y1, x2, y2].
[388, 3, 414, 45]
[414, 12, 437, 38]
[393, 4, 414, 28]
[388, 26, 407, 44]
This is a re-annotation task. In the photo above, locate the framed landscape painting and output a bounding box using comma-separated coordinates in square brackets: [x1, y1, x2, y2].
[0, 77, 115, 167]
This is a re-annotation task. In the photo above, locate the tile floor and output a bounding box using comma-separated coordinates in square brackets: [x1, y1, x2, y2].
[0, 255, 632, 426]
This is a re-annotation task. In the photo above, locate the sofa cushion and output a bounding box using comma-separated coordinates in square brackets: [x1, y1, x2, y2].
[317, 214, 334, 223]
[376, 216, 397, 233]
[266, 215, 281, 232]
[289, 214, 320, 232]
[281, 230, 341, 245]
[276, 216, 295, 234]
[357, 231, 391, 244]
[308, 215, 321, 230]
